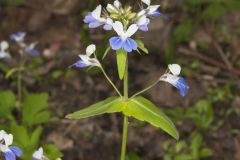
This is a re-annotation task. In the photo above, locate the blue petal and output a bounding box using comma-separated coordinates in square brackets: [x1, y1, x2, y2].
[25, 48, 40, 57]
[103, 24, 112, 30]
[176, 77, 189, 97]
[139, 25, 149, 32]
[109, 37, 124, 50]
[89, 22, 101, 28]
[123, 38, 137, 52]
[9, 146, 22, 157]
[4, 151, 16, 160]
[83, 12, 96, 23]
[70, 60, 88, 68]
[150, 11, 169, 19]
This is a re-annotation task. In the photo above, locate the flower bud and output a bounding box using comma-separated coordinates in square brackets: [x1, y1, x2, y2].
[106, 4, 119, 13]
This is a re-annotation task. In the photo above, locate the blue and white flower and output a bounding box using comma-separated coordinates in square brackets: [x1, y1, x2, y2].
[24, 42, 40, 56]
[0, 41, 11, 59]
[0, 130, 22, 160]
[84, 5, 113, 30]
[10, 32, 40, 56]
[10, 32, 26, 43]
[109, 21, 138, 52]
[140, 0, 164, 17]
[136, 15, 150, 32]
[70, 44, 100, 68]
[160, 64, 189, 97]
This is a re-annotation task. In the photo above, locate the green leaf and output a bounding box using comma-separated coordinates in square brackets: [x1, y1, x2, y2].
[135, 39, 149, 54]
[30, 126, 43, 149]
[66, 96, 179, 140]
[200, 148, 213, 158]
[123, 97, 179, 140]
[203, 4, 226, 20]
[173, 20, 193, 43]
[0, 90, 16, 119]
[102, 46, 111, 60]
[190, 133, 203, 158]
[22, 93, 50, 126]
[66, 97, 121, 119]
[116, 49, 127, 80]
[43, 144, 63, 159]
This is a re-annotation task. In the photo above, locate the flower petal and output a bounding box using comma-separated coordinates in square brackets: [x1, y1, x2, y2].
[89, 22, 101, 29]
[4, 134, 13, 146]
[112, 21, 124, 37]
[125, 24, 138, 37]
[32, 147, 43, 160]
[86, 44, 96, 56]
[176, 77, 190, 97]
[0, 41, 9, 51]
[123, 38, 137, 52]
[92, 5, 102, 20]
[168, 64, 181, 76]
[70, 60, 88, 68]
[142, 0, 151, 6]
[109, 37, 124, 50]
[4, 150, 16, 160]
[9, 146, 22, 157]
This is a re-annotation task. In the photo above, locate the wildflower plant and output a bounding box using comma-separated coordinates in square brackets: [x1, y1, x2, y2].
[0, 32, 63, 159]
[67, 0, 189, 159]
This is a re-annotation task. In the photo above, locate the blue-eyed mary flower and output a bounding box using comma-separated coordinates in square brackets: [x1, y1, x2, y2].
[140, 0, 162, 17]
[159, 64, 189, 97]
[109, 21, 138, 52]
[84, 5, 113, 30]
[0, 130, 22, 160]
[70, 44, 100, 68]
[10, 32, 40, 56]
[0, 41, 11, 59]
[136, 15, 150, 32]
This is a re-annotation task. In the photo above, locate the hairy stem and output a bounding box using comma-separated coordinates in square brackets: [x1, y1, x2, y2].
[100, 66, 122, 97]
[130, 80, 160, 99]
[120, 59, 129, 160]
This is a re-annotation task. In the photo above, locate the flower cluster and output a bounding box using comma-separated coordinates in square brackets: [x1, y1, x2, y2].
[160, 64, 189, 97]
[0, 130, 22, 160]
[10, 32, 40, 56]
[33, 147, 61, 160]
[84, 0, 165, 52]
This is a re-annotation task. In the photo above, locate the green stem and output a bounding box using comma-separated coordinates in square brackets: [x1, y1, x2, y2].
[130, 80, 160, 99]
[120, 59, 129, 160]
[17, 55, 24, 108]
[100, 66, 122, 97]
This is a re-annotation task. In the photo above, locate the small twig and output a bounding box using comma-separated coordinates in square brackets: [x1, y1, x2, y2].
[178, 47, 240, 76]
[213, 41, 233, 70]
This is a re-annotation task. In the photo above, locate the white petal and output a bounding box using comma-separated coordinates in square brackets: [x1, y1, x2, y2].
[159, 74, 178, 86]
[92, 5, 102, 19]
[125, 24, 138, 37]
[0, 41, 9, 51]
[86, 44, 96, 56]
[142, 0, 151, 6]
[168, 64, 181, 76]
[112, 21, 124, 36]
[147, 5, 160, 14]
[137, 15, 148, 25]
[0, 130, 6, 140]
[33, 147, 43, 159]
[114, 0, 121, 8]
[4, 134, 13, 146]
[79, 55, 90, 65]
